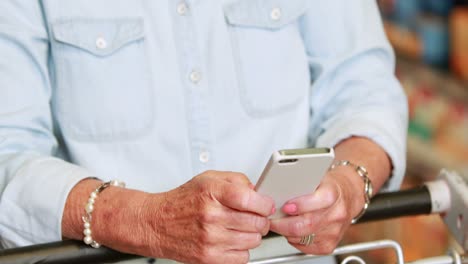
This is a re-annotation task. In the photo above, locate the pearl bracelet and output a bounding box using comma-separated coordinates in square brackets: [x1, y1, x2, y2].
[82, 180, 126, 248]
[329, 160, 373, 224]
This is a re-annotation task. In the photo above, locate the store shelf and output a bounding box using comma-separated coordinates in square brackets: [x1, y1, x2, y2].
[406, 135, 466, 179]
[396, 58, 468, 180]
[384, 21, 422, 61]
[397, 57, 468, 103]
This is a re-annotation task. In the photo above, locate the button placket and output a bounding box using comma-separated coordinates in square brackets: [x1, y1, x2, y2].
[170, 0, 213, 173]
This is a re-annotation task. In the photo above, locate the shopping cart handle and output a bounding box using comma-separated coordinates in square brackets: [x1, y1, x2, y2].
[358, 185, 432, 222]
[0, 239, 135, 264]
[0, 186, 433, 264]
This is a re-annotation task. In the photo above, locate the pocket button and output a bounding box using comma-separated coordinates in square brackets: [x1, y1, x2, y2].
[95, 37, 108, 49]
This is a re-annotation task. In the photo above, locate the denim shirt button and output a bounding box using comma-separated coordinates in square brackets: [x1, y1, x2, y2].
[177, 2, 188, 16]
[270, 7, 282, 21]
[95, 37, 107, 49]
[189, 70, 202, 84]
[199, 151, 210, 163]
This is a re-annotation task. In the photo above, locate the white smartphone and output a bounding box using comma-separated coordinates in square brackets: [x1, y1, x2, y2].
[255, 148, 335, 219]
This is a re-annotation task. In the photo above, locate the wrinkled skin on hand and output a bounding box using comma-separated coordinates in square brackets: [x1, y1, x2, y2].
[270, 137, 391, 256]
[270, 168, 366, 255]
[140, 170, 275, 264]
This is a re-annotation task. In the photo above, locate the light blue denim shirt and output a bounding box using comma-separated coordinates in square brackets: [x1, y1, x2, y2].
[0, 0, 408, 248]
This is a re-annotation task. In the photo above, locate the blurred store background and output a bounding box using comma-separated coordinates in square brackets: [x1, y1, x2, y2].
[341, 0, 468, 263]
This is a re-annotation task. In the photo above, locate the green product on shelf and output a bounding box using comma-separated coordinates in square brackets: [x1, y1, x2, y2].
[409, 120, 433, 141]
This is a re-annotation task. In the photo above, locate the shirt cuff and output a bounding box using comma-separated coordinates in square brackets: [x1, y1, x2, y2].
[315, 113, 407, 192]
[0, 156, 93, 247]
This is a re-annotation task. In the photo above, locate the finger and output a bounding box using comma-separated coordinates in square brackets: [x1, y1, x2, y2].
[282, 180, 339, 216]
[287, 233, 316, 246]
[197, 228, 256, 260]
[221, 229, 263, 251]
[215, 171, 252, 187]
[286, 224, 344, 255]
[222, 250, 250, 264]
[285, 223, 337, 245]
[200, 247, 249, 264]
[224, 209, 270, 235]
[193, 223, 262, 251]
[269, 214, 320, 237]
[217, 184, 275, 217]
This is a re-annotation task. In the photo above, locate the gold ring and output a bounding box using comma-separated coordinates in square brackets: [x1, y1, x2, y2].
[299, 233, 315, 246]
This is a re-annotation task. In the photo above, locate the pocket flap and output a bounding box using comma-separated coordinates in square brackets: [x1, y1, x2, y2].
[224, 0, 309, 30]
[52, 18, 145, 57]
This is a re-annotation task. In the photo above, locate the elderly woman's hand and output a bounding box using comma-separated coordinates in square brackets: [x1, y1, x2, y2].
[138, 171, 275, 264]
[269, 137, 392, 256]
[269, 166, 366, 255]
[63, 171, 275, 264]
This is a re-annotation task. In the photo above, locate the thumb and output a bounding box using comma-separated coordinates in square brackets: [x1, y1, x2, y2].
[282, 181, 339, 215]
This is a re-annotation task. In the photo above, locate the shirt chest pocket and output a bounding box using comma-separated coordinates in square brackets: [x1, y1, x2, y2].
[51, 18, 153, 141]
[224, 0, 311, 118]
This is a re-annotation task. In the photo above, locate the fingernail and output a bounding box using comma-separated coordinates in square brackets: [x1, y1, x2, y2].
[283, 203, 297, 214]
[271, 206, 276, 215]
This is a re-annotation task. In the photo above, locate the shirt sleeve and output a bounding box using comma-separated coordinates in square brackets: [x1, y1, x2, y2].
[0, 1, 92, 247]
[301, 0, 409, 192]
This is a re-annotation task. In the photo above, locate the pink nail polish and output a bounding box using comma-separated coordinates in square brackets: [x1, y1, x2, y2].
[283, 203, 297, 214]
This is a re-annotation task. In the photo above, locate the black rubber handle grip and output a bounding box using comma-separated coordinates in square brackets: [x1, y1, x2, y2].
[358, 185, 432, 223]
